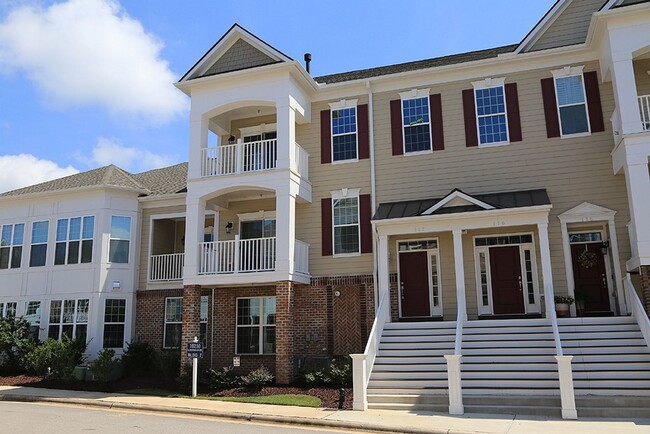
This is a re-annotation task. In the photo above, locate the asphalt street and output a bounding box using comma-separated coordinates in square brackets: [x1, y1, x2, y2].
[0, 401, 370, 434]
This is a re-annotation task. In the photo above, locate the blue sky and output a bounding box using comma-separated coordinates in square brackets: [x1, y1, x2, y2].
[0, 0, 555, 193]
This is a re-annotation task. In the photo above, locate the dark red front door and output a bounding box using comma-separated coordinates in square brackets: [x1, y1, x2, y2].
[571, 243, 610, 313]
[399, 251, 431, 317]
[490, 246, 525, 314]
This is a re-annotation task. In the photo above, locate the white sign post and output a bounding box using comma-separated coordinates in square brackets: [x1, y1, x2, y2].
[187, 336, 203, 398]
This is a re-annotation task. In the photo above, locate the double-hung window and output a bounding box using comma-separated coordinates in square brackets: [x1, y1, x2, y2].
[109, 216, 131, 264]
[0, 223, 24, 269]
[0, 302, 17, 319]
[401, 90, 432, 153]
[48, 299, 89, 342]
[55, 216, 94, 265]
[163, 297, 183, 349]
[553, 68, 589, 136]
[473, 79, 508, 145]
[29, 221, 48, 267]
[236, 297, 275, 354]
[200, 296, 208, 348]
[332, 192, 360, 255]
[331, 100, 358, 162]
[103, 299, 126, 348]
[24, 301, 41, 339]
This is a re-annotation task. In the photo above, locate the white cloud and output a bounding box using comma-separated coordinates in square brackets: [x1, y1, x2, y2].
[0, 0, 187, 123]
[0, 154, 79, 193]
[79, 137, 176, 172]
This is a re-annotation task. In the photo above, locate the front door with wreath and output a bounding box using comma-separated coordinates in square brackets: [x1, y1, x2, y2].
[570, 242, 611, 313]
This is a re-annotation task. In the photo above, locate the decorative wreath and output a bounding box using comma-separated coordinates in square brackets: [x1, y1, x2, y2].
[578, 250, 598, 269]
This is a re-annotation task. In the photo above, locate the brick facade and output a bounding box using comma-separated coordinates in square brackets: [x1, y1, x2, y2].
[134, 275, 376, 383]
[641, 266, 650, 316]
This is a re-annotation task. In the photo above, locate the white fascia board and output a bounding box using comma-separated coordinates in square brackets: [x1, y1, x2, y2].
[139, 194, 187, 209]
[373, 205, 552, 237]
[0, 185, 146, 204]
[514, 0, 573, 55]
[421, 191, 496, 215]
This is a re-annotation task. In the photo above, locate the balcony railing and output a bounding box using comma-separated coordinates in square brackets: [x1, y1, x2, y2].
[639, 95, 650, 131]
[150, 253, 184, 281]
[294, 239, 309, 275]
[201, 139, 277, 177]
[199, 236, 276, 274]
[291, 142, 309, 179]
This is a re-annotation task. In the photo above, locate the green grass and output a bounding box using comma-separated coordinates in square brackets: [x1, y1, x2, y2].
[200, 394, 322, 407]
[119, 388, 180, 397]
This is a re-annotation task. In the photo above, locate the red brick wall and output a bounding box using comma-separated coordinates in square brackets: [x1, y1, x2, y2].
[275, 281, 294, 384]
[135, 288, 183, 351]
[181, 285, 202, 366]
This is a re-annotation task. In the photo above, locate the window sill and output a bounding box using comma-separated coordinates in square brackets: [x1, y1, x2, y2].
[560, 131, 591, 139]
[331, 158, 359, 165]
[478, 141, 510, 148]
[402, 149, 433, 157]
[333, 252, 362, 258]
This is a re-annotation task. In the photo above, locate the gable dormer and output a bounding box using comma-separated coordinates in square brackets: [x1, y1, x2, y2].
[179, 24, 293, 82]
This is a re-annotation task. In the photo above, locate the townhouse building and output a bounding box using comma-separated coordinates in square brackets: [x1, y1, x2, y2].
[2, 0, 650, 419]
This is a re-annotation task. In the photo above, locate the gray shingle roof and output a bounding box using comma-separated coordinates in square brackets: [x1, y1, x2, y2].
[0, 162, 188, 199]
[315, 44, 517, 85]
[374, 189, 551, 220]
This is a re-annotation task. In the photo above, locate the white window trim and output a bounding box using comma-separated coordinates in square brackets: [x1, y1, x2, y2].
[472, 232, 540, 316]
[235, 296, 276, 355]
[396, 238, 443, 318]
[48, 299, 89, 341]
[330, 188, 361, 258]
[239, 123, 277, 139]
[29, 220, 49, 267]
[551, 65, 591, 138]
[55, 215, 94, 266]
[471, 77, 510, 147]
[329, 99, 359, 164]
[200, 295, 208, 348]
[163, 297, 183, 349]
[399, 88, 433, 155]
[108, 215, 132, 264]
[0, 222, 24, 269]
[0, 302, 17, 318]
[238, 211, 277, 222]
[103, 298, 127, 349]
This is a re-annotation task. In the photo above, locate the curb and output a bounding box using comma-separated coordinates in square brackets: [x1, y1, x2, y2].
[0, 393, 487, 434]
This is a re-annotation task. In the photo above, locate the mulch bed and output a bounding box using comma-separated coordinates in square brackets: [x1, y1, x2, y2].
[0, 375, 353, 409]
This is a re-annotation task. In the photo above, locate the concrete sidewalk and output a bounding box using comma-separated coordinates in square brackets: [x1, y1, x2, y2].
[1, 386, 649, 434]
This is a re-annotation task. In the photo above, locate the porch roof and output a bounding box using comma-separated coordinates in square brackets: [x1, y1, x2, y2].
[373, 189, 551, 221]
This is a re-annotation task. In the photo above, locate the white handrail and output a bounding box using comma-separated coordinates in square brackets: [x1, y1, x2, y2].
[624, 273, 650, 347]
[149, 253, 184, 281]
[544, 285, 563, 356]
[201, 139, 277, 177]
[453, 293, 465, 355]
[199, 237, 277, 274]
[351, 289, 390, 410]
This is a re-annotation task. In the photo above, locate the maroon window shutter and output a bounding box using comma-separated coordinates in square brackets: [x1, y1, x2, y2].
[462, 89, 478, 147]
[505, 83, 522, 142]
[541, 78, 560, 138]
[584, 71, 605, 133]
[320, 109, 331, 164]
[357, 104, 370, 159]
[390, 99, 403, 155]
[321, 198, 332, 256]
[359, 194, 372, 254]
[429, 94, 444, 151]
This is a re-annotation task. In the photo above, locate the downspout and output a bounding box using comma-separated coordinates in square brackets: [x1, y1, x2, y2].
[367, 79, 379, 310]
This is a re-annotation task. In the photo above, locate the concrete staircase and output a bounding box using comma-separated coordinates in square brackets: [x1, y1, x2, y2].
[366, 321, 454, 411]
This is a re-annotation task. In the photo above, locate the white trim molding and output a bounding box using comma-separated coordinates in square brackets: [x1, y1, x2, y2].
[551, 65, 585, 78]
[471, 77, 506, 89]
[421, 190, 495, 215]
[328, 98, 358, 111]
[399, 88, 431, 100]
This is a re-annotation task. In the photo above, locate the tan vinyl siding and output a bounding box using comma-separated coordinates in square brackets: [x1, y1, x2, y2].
[202, 39, 276, 78]
[216, 198, 276, 241]
[295, 96, 374, 277]
[530, 0, 603, 52]
[228, 115, 277, 141]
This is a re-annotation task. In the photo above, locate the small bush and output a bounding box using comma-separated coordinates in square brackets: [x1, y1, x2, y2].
[206, 366, 242, 390]
[242, 366, 274, 386]
[159, 350, 181, 381]
[27, 336, 87, 380]
[121, 341, 157, 378]
[176, 362, 193, 394]
[89, 349, 117, 383]
[304, 369, 330, 387]
[0, 317, 38, 375]
[328, 357, 352, 388]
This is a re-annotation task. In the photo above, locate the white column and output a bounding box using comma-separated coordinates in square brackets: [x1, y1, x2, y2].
[377, 234, 390, 310]
[452, 229, 467, 321]
[611, 54, 643, 135]
[624, 160, 650, 265]
[559, 221, 577, 317]
[350, 354, 368, 410]
[607, 217, 627, 314]
[188, 116, 208, 179]
[538, 223, 556, 317]
[276, 102, 296, 171]
[445, 354, 464, 415]
[275, 186, 296, 276]
[183, 197, 206, 279]
[556, 355, 578, 420]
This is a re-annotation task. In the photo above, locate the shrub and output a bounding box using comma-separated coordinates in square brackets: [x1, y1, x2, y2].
[241, 366, 274, 386]
[159, 350, 181, 381]
[304, 369, 330, 387]
[121, 341, 157, 378]
[328, 357, 352, 388]
[0, 317, 38, 375]
[554, 295, 575, 305]
[206, 366, 242, 390]
[89, 349, 117, 383]
[26, 336, 87, 380]
[176, 362, 193, 394]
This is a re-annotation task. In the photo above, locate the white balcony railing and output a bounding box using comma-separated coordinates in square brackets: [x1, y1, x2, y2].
[150, 253, 184, 281]
[639, 95, 650, 132]
[294, 239, 309, 275]
[201, 139, 277, 177]
[199, 236, 276, 274]
[292, 142, 309, 180]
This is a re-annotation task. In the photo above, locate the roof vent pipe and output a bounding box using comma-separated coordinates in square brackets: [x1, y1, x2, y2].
[304, 53, 312, 74]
